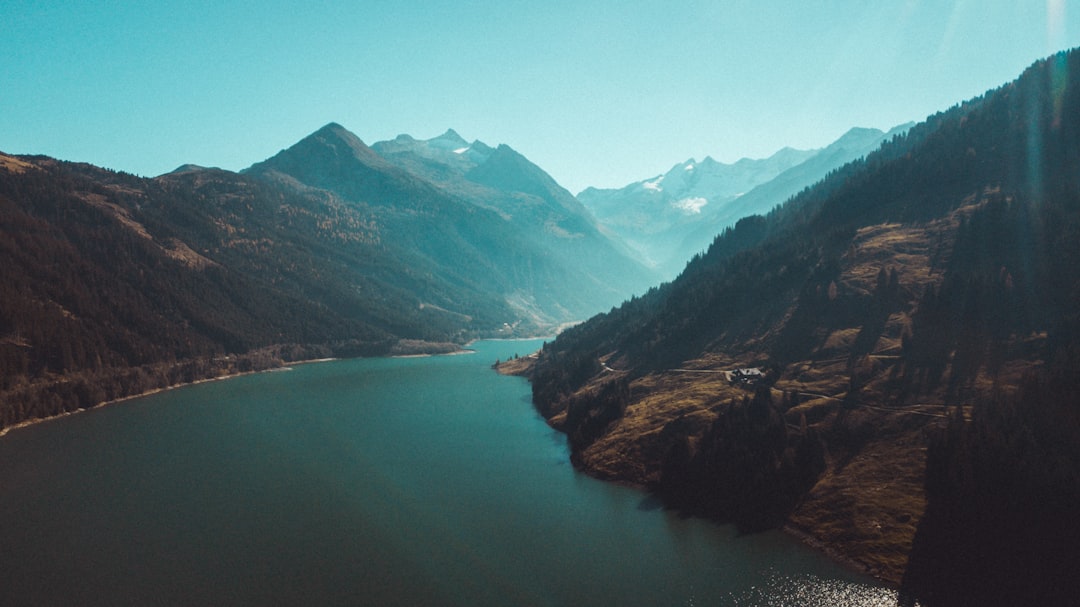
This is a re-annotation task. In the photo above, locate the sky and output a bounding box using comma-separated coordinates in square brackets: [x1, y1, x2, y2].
[2, 1, 1076, 194]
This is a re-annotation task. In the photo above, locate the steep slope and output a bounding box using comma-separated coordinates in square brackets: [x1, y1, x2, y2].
[0, 153, 531, 431]
[246, 124, 532, 316]
[580, 126, 910, 277]
[249, 125, 653, 322]
[675, 123, 914, 266]
[371, 128, 658, 311]
[578, 147, 815, 273]
[246, 123, 445, 210]
[521, 49, 1080, 600]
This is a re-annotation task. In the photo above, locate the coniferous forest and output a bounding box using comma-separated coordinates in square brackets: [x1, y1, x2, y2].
[0, 159, 437, 428]
[525, 50, 1080, 603]
[3, 43, 1080, 605]
[0, 127, 653, 432]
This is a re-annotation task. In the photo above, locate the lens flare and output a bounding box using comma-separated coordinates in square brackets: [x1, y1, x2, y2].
[1049, 51, 1069, 130]
[1047, 0, 1066, 52]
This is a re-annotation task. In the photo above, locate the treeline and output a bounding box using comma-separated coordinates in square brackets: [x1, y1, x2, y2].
[0, 155, 521, 430]
[533, 49, 1080, 403]
[525, 49, 1080, 581]
[1, 346, 298, 431]
[893, 186, 1080, 400]
[900, 351, 1080, 606]
[0, 340, 409, 433]
[658, 386, 825, 531]
[0, 161, 385, 371]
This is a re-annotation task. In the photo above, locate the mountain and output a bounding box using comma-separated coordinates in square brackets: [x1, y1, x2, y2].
[373, 129, 602, 231]
[517, 49, 1080, 603]
[0, 154, 511, 429]
[246, 123, 447, 211]
[0, 123, 655, 433]
[580, 125, 911, 277]
[581, 147, 816, 217]
[370, 129, 495, 181]
[168, 163, 219, 174]
[578, 147, 815, 272]
[369, 128, 658, 310]
[250, 124, 655, 321]
[674, 123, 915, 267]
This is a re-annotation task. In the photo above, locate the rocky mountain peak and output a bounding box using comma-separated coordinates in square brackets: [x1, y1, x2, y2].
[432, 128, 469, 147]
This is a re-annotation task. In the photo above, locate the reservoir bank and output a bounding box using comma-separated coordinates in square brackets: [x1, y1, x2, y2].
[0, 339, 897, 605]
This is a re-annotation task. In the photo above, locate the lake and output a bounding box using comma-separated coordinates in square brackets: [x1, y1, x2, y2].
[0, 339, 898, 606]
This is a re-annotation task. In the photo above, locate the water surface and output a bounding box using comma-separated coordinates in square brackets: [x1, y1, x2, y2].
[0, 340, 897, 605]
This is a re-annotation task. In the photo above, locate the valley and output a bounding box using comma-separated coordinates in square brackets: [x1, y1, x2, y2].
[0, 124, 654, 433]
[4, 3, 1077, 606]
[2, 44, 1078, 607]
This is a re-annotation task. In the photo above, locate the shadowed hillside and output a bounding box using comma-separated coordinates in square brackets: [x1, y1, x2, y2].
[522, 49, 1080, 596]
[0, 124, 655, 432]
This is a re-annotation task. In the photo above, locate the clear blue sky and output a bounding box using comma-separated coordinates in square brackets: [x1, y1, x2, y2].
[2, 1, 1075, 193]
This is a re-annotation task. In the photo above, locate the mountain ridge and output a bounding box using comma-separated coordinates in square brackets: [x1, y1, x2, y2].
[579, 124, 912, 277]
[245, 122, 447, 210]
[368, 128, 658, 305]
[250, 123, 656, 320]
[0, 123, 656, 433]
[519, 49, 1080, 602]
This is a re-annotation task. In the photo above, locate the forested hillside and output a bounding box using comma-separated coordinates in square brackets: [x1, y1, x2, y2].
[0, 123, 655, 433]
[523, 49, 1080, 602]
[578, 125, 911, 277]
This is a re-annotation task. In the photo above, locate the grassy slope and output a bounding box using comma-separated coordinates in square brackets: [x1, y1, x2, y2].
[519, 208, 1045, 584]
[519, 50, 1079, 587]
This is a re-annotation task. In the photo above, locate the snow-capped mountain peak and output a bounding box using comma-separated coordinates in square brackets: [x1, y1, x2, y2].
[578, 124, 909, 278]
[642, 176, 664, 192]
[427, 128, 470, 150]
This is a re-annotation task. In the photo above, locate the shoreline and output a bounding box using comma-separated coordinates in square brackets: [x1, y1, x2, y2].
[560, 446, 896, 589]
[0, 357, 339, 440]
[492, 354, 898, 589]
[781, 523, 897, 588]
[3, 344, 894, 592]
[392, 349, 476, 359]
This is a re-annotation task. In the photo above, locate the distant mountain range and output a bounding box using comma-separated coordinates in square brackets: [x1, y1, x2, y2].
[249, 123, 656, 321]
[579, 123, 913, 277]
[0, 123, 655, 430]
[522, 49, 1080, 604]
[369, 127, 654, 311]
[9, 48, 1079, 604]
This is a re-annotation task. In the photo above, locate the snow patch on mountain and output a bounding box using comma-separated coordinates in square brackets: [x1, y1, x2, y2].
[673, 196, 708, 214]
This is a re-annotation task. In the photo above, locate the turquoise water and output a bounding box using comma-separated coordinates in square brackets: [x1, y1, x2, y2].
[0, 340, 897, 606]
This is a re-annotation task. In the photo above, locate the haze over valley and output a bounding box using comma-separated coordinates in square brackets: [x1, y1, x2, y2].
[579, 123, 914, 277]
[520, 50, 1080, 605]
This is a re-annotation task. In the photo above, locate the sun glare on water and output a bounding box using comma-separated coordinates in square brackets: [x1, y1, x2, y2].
[727, 571, 912, 607]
